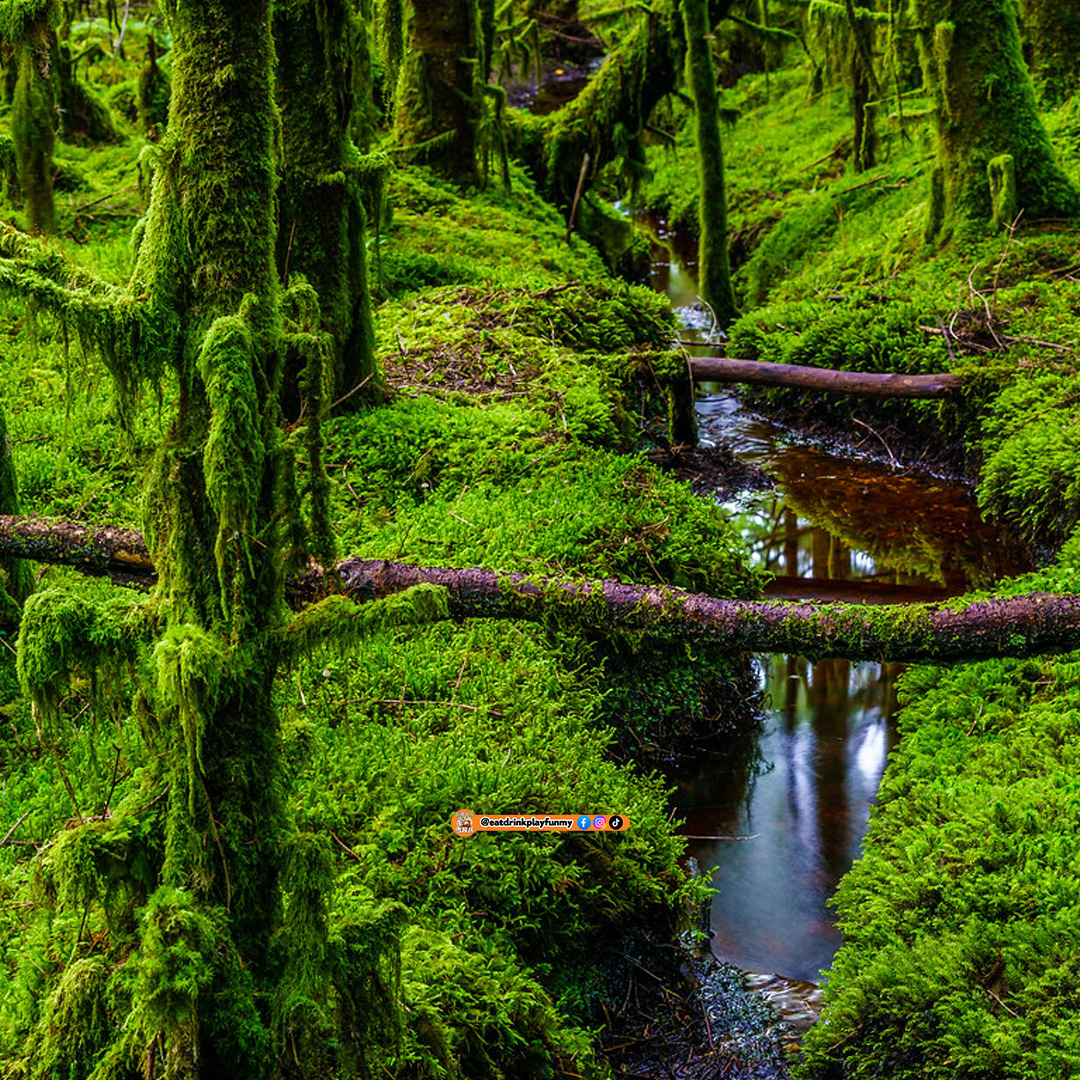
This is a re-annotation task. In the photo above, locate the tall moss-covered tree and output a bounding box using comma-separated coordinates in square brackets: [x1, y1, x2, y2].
[911, 0, 1078, 238]
[0, 0, 429, 1074]
[394, 0, 481, 182]
[274, 0, 382, 409]
[681, 0, 737, 328]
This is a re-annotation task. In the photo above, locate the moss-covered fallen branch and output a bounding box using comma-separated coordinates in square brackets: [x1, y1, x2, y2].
[1, 515, 1077, 662]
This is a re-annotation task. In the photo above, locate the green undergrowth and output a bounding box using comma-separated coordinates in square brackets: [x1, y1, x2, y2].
[328, 162, 764, 755]
[280, 617, 694, 1076]
[800, 539, 1080, 1077]
[0, 68, 761, 1080]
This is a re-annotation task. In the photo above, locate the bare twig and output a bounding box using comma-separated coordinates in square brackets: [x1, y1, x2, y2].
[0, 811, 30, 848]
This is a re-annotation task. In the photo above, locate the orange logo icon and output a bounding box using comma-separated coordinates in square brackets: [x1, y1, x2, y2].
[452, 809, 475, 837]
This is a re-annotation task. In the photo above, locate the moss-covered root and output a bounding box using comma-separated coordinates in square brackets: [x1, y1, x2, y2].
[681, 0, 737, 329]
[394, 0, 482, 183]
[913, 0, 1079, 238]
[10, 13, 58, 234]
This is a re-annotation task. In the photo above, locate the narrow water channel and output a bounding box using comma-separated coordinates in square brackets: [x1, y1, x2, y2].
[638, 217, 1030, 1034]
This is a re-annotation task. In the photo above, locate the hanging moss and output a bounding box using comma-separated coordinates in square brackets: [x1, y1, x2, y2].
[807, 0, 885, 172]
[55, 38, 118, 145]
[274, 0, 383, 410]
[528, 1, 685, 210]
[280, 585, 450, 663]
[374, 0, 404, 97]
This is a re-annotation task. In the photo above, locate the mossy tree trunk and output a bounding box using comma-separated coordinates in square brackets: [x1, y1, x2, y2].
[394, 0, 481, 182]
[1019, 0, 1080, 106]
[680, 0, 737, 330]
[913, 0, 1079, 238]
[0, 1, 412, 1076]
[849, 12, 877, 172]
[10, 12, 58, 233]
[274, 0, 382, 412]
[124, 0, 292, 1071]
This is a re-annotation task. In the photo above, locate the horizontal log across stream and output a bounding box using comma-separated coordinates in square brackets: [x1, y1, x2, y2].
[0, 515, 1071, 663]
[689, 356, 963, 398]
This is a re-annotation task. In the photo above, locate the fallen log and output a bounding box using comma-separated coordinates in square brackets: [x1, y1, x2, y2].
[0, 514, 151, 578]
[0, 515, 1073, 663]
[321, 560, 1080, 662]
[689, 356, 963, 398]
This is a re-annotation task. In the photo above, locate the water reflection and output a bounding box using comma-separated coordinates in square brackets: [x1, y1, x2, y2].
[699, 394, 1030, 590]
[677, 656, 901, 983]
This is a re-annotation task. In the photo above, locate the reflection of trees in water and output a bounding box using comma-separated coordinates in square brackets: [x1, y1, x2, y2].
[725, 449, 1029, 590]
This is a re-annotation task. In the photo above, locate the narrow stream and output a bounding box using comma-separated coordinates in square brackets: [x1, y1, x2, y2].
[639, 217, 1031, 1041]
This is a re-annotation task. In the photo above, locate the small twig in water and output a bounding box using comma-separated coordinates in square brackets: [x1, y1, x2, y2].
[852, 417, 897, 469]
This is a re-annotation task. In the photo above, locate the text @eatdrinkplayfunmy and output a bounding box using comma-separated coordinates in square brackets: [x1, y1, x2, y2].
[452, 810, 627, 837]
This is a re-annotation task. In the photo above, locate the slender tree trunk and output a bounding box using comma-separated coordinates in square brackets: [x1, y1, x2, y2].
[11, 15, 57, 233]
[681, 0, 737, 329]
[912, 0, 1078, 237]
[394, 0, 481, 182]
[274, 0, 381, 410]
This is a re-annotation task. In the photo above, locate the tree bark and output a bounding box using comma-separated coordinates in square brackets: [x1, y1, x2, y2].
[394, 0, 481, 182]
[689, 356, 963, 397]
[1, 516, 1075, 664]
